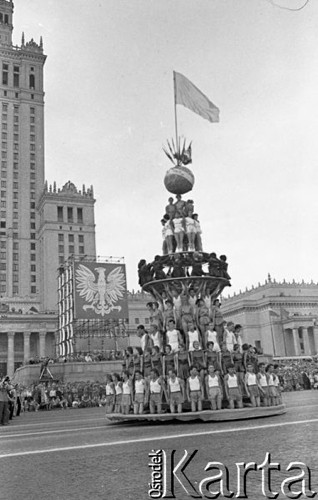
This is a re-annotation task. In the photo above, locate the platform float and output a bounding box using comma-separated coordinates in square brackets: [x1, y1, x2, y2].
[106, 404, 286, 424]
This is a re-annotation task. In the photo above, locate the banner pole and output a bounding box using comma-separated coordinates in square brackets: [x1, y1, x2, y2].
[173, 71, 179, 158]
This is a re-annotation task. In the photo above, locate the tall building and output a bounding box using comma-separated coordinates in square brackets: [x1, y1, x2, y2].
[0, 1, 97, 376]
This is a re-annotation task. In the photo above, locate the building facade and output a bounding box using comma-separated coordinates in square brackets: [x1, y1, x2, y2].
[0, 1, 97, 376]
[220, 277, 318, 357]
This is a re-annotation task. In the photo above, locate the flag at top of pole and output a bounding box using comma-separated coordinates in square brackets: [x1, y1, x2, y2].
[174, 71, 220, 123]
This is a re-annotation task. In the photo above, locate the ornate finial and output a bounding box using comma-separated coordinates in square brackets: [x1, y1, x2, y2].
[53, 181, 56, 193]
[90, 185, 94, 197]
[268, 273, 271, 282]
[49, 184, 52, 193]
[82, 184, 86, 194]
[40, 36, 43, 49]
[22, 32, 25, 46]
[163, 137, 192, 167]
[44, 180, 48, 191]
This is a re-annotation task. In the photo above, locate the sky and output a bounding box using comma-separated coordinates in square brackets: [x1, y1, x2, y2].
[13, 0, 318, 295]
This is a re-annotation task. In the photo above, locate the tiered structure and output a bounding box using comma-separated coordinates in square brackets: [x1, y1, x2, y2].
[139, 140, 231, 308]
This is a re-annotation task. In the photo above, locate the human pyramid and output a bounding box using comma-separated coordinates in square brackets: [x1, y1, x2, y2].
[137, 194, 231, 288]
[105, 297, 282, 416]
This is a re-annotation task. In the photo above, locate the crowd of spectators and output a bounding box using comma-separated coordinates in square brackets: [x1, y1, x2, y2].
[24, 350, 125, 366]
[1, 379, 110, 422]
[275, 358, 318, 391]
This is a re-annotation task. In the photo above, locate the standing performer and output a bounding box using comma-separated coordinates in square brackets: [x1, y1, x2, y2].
[205, 364, 223, 410]
[149, 369, 164, 414]
[167, 369, 185, 414]
[133, 371, 147, 415]
[186, 366, 204, 412]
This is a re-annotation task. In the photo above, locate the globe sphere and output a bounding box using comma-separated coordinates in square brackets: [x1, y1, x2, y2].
[164, 166, 195, 195]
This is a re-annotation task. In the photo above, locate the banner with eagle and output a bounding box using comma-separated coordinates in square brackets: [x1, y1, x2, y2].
[74, 262, 129, 320]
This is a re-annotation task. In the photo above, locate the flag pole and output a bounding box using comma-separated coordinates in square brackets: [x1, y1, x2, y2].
[173, 71, 179, 159]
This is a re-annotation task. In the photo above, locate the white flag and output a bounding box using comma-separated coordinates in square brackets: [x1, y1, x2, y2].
[174, 71, 219, 123]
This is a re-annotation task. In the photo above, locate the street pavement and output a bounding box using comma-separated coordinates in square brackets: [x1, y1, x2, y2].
[0, 391, 317, 500]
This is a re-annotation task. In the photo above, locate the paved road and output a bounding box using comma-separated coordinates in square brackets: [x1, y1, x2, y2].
[0, 391, 317, 500]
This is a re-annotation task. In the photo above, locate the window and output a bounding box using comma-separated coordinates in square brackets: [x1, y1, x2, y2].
[58, 234, 64, 242]
[30, 222, 35, 229]
[69, 245, 74, 254]
[30, 212, 35, 219]
[13, 163, 18, 170]
[13, 192, 18, 199]
[13, 233, 18, 239]
[13, 182, 18, 189]
[68, 234, 74, 242]
[134, 318, 140, 325]
[57, 206, 63, 222]
[30, 116, 35, 123]
[78, 235, 84, 243]
[13, 243, 18, 250]
[12, 222, 18, 229]
[79, 246, 85, 254]
[30, 254, 36, 261]
[0, 274, 6, 282]
[2, 103, 7, 112]
[13, 202, 18, 209]
[1, 181, 6, 187]
[0, 201, 5, 207]
[30, 182, 35, 190]
[58, 245, 64, 254]
[0, 221, 5, 228]
[14, 134, 18, 141]
[0, 210, 6, 217]
[0, 284, 6, 292]
[13, 274, 19, 282]
[1, 171, 6, 178]
[31, 275, 36, 282]
[2, 123, 6, 130]
[31, 265, 36, 272]
[30, 202, 35, 209]
[1, 191, 6, 198]
[2, 63, 8, 85]
[30, 173, 35, 180]
[30, 233, 35, 239]
[29, 74, 35, 89]
[13, 212, 18, 219]
[77, 207, 83, 223]
[13, 264, 18, 271]
[59, 256, 64, 265]
[30, 163, 35, 170]
[1, 114, 7, 121]
[31, 286, 36, 294]
[0, 252, 6, 259]
[0, 263, 6, 270]
[13, 286, 19, 294]
[0, 241, 6, 248]
[14, 116, 19, 123]
[30, 107, 35, 114]
[30, 144, 35, 151]
[13, 66, 20, 87]
[2, 133, 6, 140]
[30, 134, 35, 142]
[67, 207, 73, 223]
[13, 253, 18, 261]
[30, 243, 36, 250]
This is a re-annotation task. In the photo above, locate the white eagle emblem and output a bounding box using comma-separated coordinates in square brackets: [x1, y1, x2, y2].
[75, 265, 126, 316]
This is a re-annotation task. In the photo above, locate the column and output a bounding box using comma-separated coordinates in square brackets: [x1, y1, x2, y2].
[302, 327, 311, 355]
[313, 327, 318, 355]
[23, 332, 31, 363]
[7, 332, 15, 377]
[292, 328, 301, 356]
[39, 331, 46, 358]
